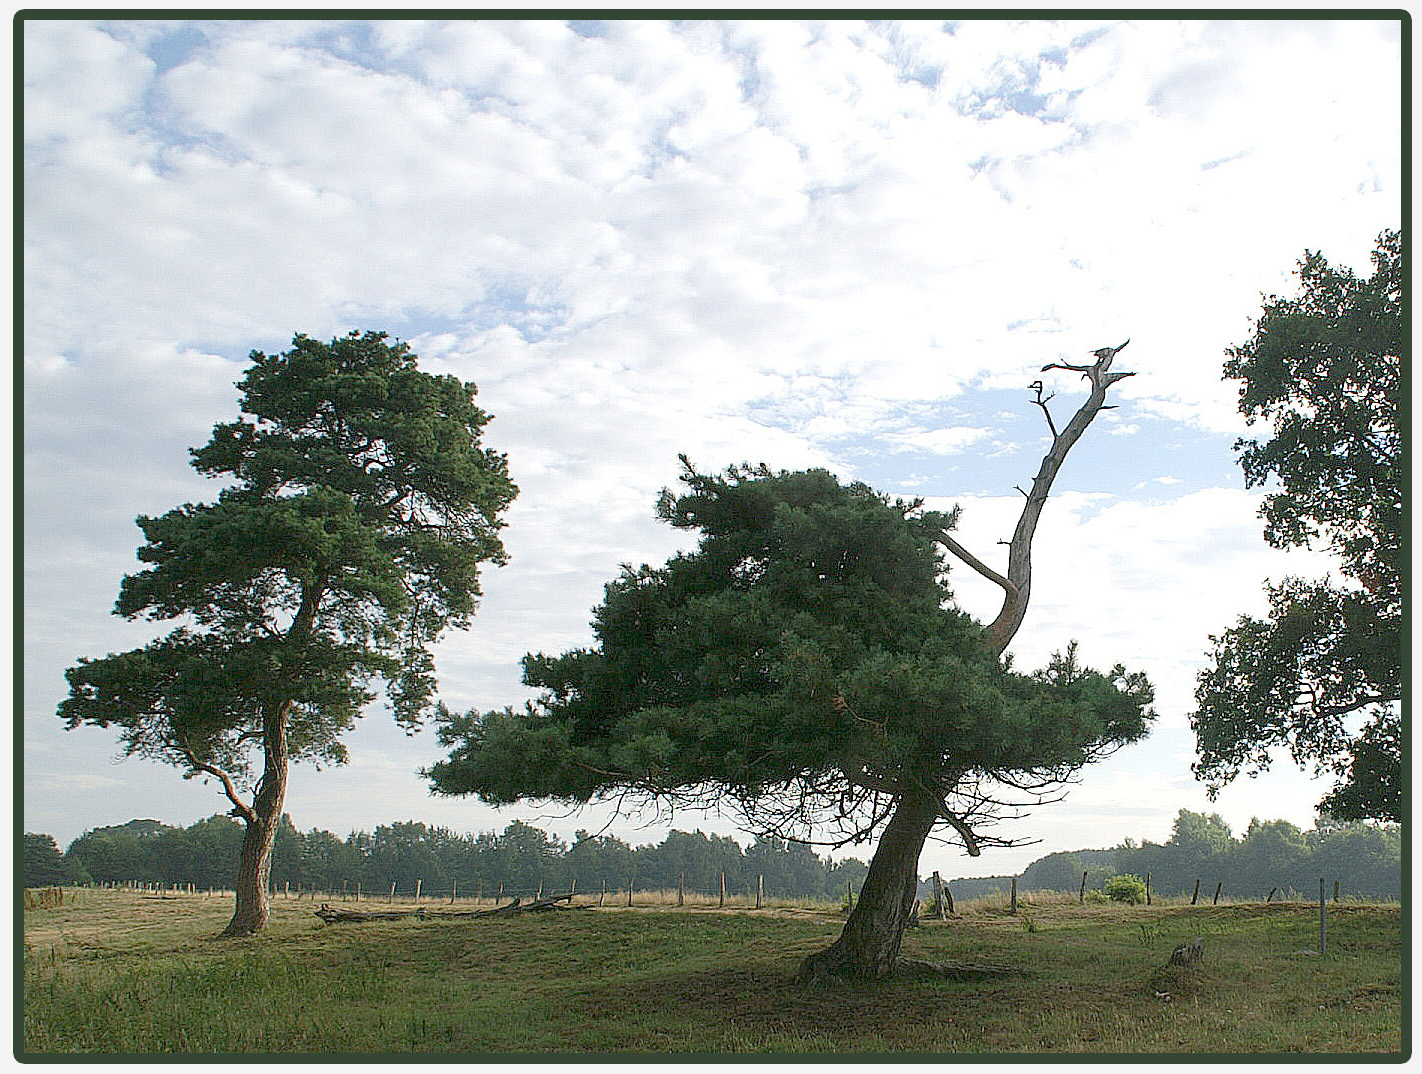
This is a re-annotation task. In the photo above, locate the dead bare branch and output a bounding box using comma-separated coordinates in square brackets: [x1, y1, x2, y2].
[983, 342, 1135, 654]
[935, 529, 1020, 605]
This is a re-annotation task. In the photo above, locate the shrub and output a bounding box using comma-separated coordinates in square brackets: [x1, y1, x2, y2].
[1104, 874, 1147, 904]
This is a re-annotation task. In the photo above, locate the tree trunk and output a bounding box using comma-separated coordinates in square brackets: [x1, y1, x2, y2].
[795, 346, 1135, 984]
[221, 702, 290, 937]
[797, 788, 940, 982]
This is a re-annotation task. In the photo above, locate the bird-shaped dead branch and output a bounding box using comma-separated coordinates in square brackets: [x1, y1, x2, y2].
[1030, 379, 1059, 437]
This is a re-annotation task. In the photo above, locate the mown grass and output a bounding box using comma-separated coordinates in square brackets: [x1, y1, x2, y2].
[19, 888, 1405, 1056]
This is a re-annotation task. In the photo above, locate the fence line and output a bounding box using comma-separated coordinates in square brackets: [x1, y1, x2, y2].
[37, 875, 1388, 911]
[55, 874, 788, 907]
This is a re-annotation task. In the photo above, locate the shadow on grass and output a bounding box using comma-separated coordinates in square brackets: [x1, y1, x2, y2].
[564, 957, 1036, 1052]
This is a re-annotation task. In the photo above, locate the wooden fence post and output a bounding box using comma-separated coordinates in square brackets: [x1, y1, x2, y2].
[1213, 882, 1222, 905]
[1333, 880, 1340, 902]
[627, 879, 633, 907]
[1145, 872, 1152, 906]
[719, 872, 726, 908]
[678, 872, 684, 907]
[415, 879, 422, 902]
[388, 880, 396, 904]
[1319, 878, 1327, 955]
[756, 875, 764, 909]
[1010, 877, 1017, 914]
[451, 880, 457, 905]
[1080, 871, 1088, 904]
[1191, 878, 1200, 905]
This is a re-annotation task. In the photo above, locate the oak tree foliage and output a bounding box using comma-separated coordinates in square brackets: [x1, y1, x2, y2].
[1192, 230, 1402, 821]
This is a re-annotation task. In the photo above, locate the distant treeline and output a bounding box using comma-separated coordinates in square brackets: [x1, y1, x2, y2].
[24, 808, 1401, 903]
[950, 810, 1402, 902]
[23, 816, 872, 902]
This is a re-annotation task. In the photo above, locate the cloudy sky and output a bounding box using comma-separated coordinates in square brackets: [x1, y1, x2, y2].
[22, 16, 1402, 879]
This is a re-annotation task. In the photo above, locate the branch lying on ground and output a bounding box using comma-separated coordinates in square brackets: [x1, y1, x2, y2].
[314, 893, 575, 924]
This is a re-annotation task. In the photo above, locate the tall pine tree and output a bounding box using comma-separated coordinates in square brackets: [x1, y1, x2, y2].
[61, 331, 517, 935]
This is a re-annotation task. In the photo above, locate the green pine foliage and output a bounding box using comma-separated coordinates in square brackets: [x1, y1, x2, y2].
[59, 330, 517, 794]
[429, 459, 1153, 850]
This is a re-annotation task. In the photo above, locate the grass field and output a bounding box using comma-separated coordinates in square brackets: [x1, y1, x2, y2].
[19, 887, 1405, 1056]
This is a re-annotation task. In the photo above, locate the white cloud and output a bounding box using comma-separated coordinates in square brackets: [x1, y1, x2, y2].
[22, 17, 1399, 857]
[883, 425, 993, 456]
[37, 774, 125, 793]
[22, 21, 155, 141]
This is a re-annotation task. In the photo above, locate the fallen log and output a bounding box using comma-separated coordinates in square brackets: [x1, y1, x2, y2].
[314, 893, 574, 925]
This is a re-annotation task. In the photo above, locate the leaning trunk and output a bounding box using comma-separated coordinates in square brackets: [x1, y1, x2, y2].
[221, 703, 290, 937]
[797, 788, 940, 982]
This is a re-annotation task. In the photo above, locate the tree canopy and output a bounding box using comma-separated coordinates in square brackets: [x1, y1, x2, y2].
[1192, 230, 1402, 822]
[59, 330, 518, 933]
[429, 459, 1153, 853]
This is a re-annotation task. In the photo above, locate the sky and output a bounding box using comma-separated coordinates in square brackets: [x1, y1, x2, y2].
[21, 16, 1403, 881]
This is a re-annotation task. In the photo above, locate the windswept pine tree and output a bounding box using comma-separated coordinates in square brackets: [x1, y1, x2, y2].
[430, 347, 1152, 981]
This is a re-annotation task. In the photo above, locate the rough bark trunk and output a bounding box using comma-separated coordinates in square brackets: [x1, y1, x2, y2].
[797, 787, 940, 982]
[220, 702, 290, 938]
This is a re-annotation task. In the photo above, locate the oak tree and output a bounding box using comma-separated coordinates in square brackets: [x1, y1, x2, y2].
[429, 346, 1150, 980]
[1192, 230, 1401, 822]
[59, 331, 517, 935]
